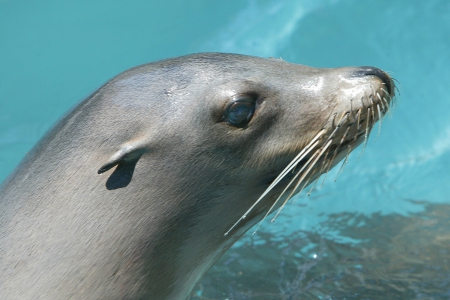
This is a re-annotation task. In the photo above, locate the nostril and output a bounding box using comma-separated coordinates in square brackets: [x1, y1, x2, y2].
[353, 66, 392, 95]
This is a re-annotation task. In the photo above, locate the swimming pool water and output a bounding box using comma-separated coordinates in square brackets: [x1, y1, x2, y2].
[1, 0, 449, 298]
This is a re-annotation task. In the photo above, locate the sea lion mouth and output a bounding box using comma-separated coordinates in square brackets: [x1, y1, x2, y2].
[225, 69, 396, 236]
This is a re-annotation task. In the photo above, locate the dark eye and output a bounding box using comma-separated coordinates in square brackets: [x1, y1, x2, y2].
[224, 96, 256, 127]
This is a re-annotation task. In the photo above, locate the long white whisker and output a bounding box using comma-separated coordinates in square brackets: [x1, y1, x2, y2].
[319, 142, 333, 173]
[251, 145, 322, 233]
[224, 129, 325, 236]
[376, 92, 382, 101]
[377, 92, 386, 112]
[320, 159, 332, 187]
[360, 96, 366, 110]
[320, 138, 335, 187]
[260, 141, 318, 201]
[307, 175, 321, 196]
[340, 126, 350, 145]
[325, 113, 348, 145]
[356, 108, 362, 132]
[376, 104, 382, 140]
[358, 107, 371, 159]
[353, 121, 360, 143]
[370, 103, 375, 127]
[328, 125, 350, 168]
[350, 98, 354, 118]
[318, 113, 350, 176]
[265, 130, 325, 192]
[295, 145, 331, 201]
[335, 111, 347, 128]
[271, 140, 333, 223]
[325, 125, 349, 175]
[382, 97, 391, 115]
[335, 144, 352, 182]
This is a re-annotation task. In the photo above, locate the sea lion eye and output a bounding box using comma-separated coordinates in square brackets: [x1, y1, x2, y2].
[224, 96, 256, 128]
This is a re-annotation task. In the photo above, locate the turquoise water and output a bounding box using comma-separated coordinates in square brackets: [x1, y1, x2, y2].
[1, 0, 450, 298]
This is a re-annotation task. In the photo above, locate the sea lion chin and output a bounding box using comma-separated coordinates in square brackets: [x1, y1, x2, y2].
[0, 53, 395, 299]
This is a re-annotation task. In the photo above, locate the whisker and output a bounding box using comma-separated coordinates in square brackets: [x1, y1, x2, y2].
[271, 140, 333, 223]
[271, 139, 319, 192]
[319, 142, 333, 173]
[292, 169, 316, 204]
[358, 107, 371, 159]
[326, 113, 348, 144]
[225, 129, 326, 236]
[307, 175, 321, 196]
[376, 104, 382, 140]
[323, 123, 349, 175]
[376, 92, 382, 100]
[382, 97, 391, 116]
[327, 122, 351, 170]
[377, 92, 386, 112]
[324, 147, 340, 176]
[353, 109, 361, 142]
[339, 126, 351, 147]
[252, 145, 322, 233]
[378, 94, 386, 112]
[272, 130, 325, 187]
[334, 111, 347, 128]
[356, 108, 362, 132]
[350, 98, 354, 118]
[320, 159, 332, 187]
[335, 144, 352, 182]
[360, 96, 366, 109]
[391, 78, 401, 96]
[370, 103, 375, 127]
[320, 139, 334, 187]
[271, 150, 320, 209]
[320, 113, 350, 175]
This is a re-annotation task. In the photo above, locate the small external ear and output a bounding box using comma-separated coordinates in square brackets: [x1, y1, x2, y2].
[98, 141, 148, 174]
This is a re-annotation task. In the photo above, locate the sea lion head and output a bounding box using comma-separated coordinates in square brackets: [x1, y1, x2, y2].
[0, 53, 395, 299]
[97, 53, 395, 237]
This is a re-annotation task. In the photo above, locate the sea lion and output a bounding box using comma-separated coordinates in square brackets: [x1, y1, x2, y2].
[0, 53, 394, 299]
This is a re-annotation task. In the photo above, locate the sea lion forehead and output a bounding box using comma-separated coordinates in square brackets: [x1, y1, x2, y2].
[111, 53, 327, 96]
[152, 53, 319, 79]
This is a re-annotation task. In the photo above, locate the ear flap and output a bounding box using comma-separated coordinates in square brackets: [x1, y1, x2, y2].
[98, 141, 148, 174]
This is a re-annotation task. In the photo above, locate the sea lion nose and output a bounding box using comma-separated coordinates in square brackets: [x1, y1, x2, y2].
[353, 66, 392, 95]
